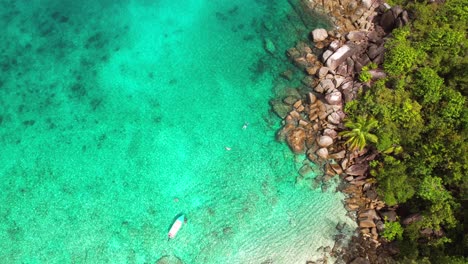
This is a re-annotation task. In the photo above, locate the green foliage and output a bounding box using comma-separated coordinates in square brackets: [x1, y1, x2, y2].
[384, 27, 425, 76]
[441, 88, 465, 122]
[416, 177, 458, 232]
[357, 82, 424, 150]
[376, 155, 415, 206]
[358, 70, 372, 83]
[358, 63, 378, 83]
[432, 256, 468, 264]
[418, 176, 451, 202]
[413, 67, 444, 105]
[345, 0, 468, 263]
[409, 1, 468, 74]
[337, 0, 467, 261]
[386, 0, 406, 6]
[344, 99, 359, 114]
[424, 26, 464, 53]
[398, 257, 431, 264]
[339, 116, 379, 151]
[367, 62, 378, 70]
[383, 145, 403, 155]
[437, 0, 468, 25]
[421, 197, 458, 230]
[382, 220, 404, 241]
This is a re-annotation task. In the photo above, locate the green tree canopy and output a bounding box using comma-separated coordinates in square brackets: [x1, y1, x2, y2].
[341, 1, 467, 261]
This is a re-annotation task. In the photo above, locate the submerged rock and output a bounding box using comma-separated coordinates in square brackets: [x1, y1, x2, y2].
[269, 99, 291, 119]
[299, 163, 315, 177]
[156, 255, 183, 264]
[286, 127, 307, 153]
[264, 38, 276, 54]
[336, 222, 347, 231]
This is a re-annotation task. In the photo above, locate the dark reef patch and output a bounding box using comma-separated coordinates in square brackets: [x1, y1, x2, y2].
[69, 83, 87, 98]
[22, 120, 35, 126]
[90, 98, 103, 111]
[50, 11, 69, 24]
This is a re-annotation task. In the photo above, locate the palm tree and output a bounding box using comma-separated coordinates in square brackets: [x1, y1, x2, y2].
[339, 116, 379, 151]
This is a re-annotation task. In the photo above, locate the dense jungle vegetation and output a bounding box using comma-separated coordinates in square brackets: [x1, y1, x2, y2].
[344, 0, 467, 262]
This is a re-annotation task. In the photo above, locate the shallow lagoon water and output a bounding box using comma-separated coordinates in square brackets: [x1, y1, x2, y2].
[0, 0, 355, 263]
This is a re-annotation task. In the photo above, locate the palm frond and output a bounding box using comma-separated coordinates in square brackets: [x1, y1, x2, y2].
[340, 116, 379, 150]
[366, 133, 378, 143]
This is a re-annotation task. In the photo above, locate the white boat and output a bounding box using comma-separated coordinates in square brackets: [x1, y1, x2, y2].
[168, 215, 185, 239]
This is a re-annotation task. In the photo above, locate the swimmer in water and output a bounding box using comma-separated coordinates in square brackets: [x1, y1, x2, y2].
[242, 122, 249, 130]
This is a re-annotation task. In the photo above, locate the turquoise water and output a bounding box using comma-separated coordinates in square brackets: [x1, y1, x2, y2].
[0, 0, 355, 263]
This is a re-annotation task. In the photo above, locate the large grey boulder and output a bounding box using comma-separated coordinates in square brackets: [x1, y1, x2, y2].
[317, 135, 334, 148]
[362, 0, 373, 8]
[327, 112, 342, 125]
[333, 75, 346, 88]
[325, 44, 357, 70]
[335, 64, 348, 76]
[345, 163, 369, 176]
[311, 28, 328, 42]
[329, 40, 341, 51]
[346, 30, 367, 42]
[379, 210, 397, 222]
[341, 81, 355, 102]
[402, 213, 422, 226]
[401, 10, 409, 25]
[323, 128, 338, 139]
[316, 79, 335, 94]
[325, 90, 343, 105]
[317, 66, 330, 79]
[380, 9, 396, 32]
[359, 219, 376, 228]
[322, 50, 333, 61]
[366, 44, 385, 60]
[359, 209, 379, 220]
[391, 6, 404, 18]
[368, 69, 387, 80]
[329, 150, 346, 160]
[307, 92, 317, 104]
[350, 257, 371, 264]
[316, 148, 329, 159]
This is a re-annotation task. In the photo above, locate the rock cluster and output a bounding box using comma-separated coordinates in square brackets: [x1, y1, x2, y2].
[304, 0, 380, 34]
[274, 0, 412, 262]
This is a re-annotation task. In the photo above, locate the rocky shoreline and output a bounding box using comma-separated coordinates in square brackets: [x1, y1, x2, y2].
[271, 0, 411, 263]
